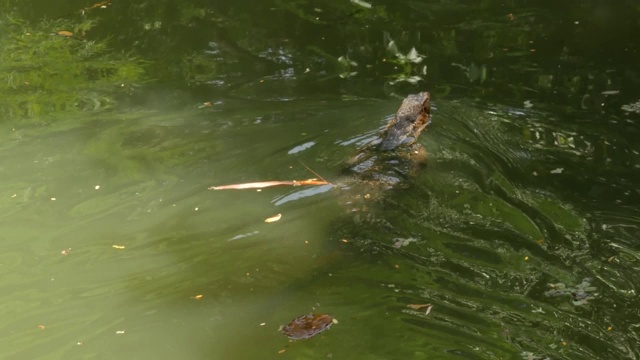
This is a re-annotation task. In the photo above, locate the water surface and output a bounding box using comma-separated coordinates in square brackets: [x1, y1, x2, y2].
[1, 0, 640, 359]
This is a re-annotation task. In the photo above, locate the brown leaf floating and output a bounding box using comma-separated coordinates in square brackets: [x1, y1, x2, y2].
[280, 313, 336, 340]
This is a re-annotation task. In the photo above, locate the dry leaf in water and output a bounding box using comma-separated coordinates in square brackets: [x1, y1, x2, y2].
[407, 303, 433, 315]
[280, 313, 336, 340]
[265, 214, 282, 223]
[56, 30, 74, 37]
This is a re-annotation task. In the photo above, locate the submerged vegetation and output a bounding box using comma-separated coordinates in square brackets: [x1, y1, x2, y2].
[3, 0, 639, 120]
[0, 14, 145, 120]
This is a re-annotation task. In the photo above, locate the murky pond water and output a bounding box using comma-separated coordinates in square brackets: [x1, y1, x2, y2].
[2, 0, 640, 359]
[0, 98, 397, 358]
[2, 94, 638, 359]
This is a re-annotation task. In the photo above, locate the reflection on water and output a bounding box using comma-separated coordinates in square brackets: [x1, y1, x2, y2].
[0, 96, 639, 359]
[327, 99, 640, 359]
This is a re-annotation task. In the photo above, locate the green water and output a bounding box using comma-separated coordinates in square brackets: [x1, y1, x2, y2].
[1, 0, 640, 359]
[0, 100, 398, 358]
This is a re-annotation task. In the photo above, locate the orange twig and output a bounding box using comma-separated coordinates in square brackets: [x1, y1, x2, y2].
[298, 161, 330, 184]
[208, 178, 331, 190]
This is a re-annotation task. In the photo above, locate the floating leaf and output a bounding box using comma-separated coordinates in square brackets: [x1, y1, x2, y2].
[407, 303, 433, 315]
[280, 313, 336, 340]
[55, 30, 74, 37]
[87, 1, 112, 10]
[265, 214, 282, 223]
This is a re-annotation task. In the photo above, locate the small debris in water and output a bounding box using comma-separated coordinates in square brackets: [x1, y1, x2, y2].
[407, 303, 433, 315]
[112, 245, 125, 250]
[55, 30, 74, 37]
[115, 330, 125, 335]
[94, 185, 100, 190]
[550, 168, 564, 174]
[227, 231, 260, 242]
[264, 213, 282, 223]
[37, 325, 45, 329]
[393, 237, 417, 248]
[60, 248, 71, 255]
[545, 278, 597, 306]
[191, 294, 204, 300]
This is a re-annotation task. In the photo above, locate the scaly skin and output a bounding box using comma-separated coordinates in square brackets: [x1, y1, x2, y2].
[344, 92, 431, 186]
[339, 92, 431, 214]
[379, 92, 431, 151]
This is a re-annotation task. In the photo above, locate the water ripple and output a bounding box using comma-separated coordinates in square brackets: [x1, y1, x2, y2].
[334, 99, 640, 358]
